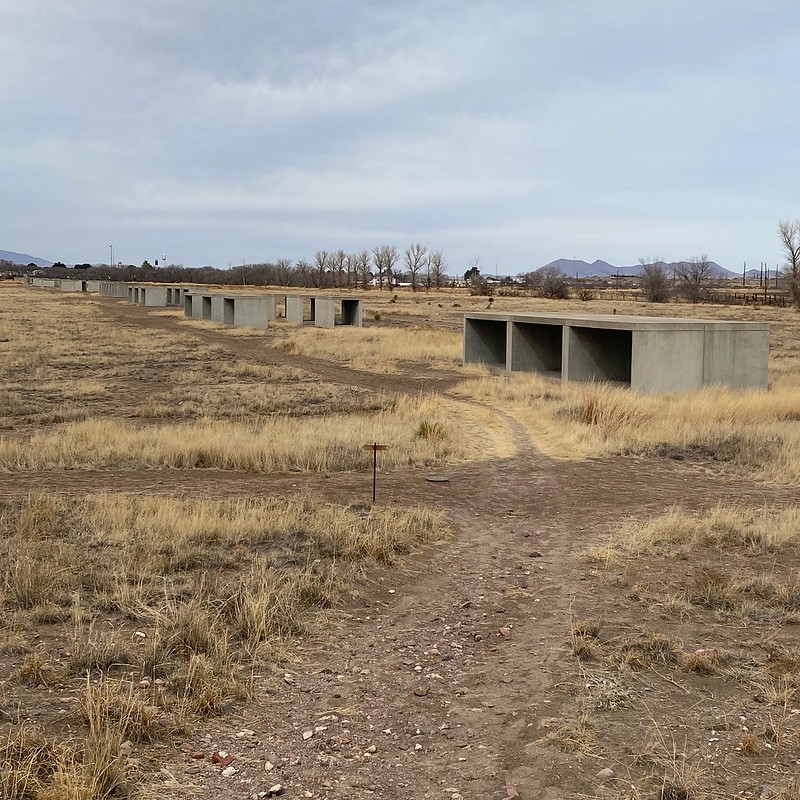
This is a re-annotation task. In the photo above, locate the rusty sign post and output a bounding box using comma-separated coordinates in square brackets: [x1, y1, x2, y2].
[362, 442, 388, 503]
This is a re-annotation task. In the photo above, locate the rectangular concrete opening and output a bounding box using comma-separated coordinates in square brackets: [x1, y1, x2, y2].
[465, 318, 507, 367]
[202, 296, 212, 320]
[569, 327, 632, 384]
[341, 299, 360, 325]
[128, 288, 134, 302]
[139, 289, 146, 304]
[510, 322, 562, 375]
[309, 298, 316, 322]
[184, 295, 193, 316]
[223, 298, 235, 325]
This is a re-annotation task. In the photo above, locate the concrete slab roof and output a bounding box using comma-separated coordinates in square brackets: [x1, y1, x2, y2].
[464, 311, 769, 331]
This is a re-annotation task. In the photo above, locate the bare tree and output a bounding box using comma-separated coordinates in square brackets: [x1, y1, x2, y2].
[537, 266, 569, 299]
[638, 258, 671, 303]
[313, 251, 330, 288]
[346, 253, 358, 288]
[294, 259, 312, 287]
[371, 246, 385, 290]
[404, 243, 427, 292]
[429, 250, 446, 289]
[353, 250, 371, 290]
[372, 245, 399, 290]
[778, 220, 800, 307]
[274, 258, 293, 286]
[675, 254, 714, 303]
[330, 249, 347, 288]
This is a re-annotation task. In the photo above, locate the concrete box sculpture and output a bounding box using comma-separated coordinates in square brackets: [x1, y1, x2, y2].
[463, 312, 769, 393]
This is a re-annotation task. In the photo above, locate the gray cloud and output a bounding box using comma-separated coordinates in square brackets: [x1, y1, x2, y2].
[2, 0, 799, 271]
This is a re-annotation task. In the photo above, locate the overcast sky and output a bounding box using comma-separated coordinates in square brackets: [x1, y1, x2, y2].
[2, 1, 799, 272]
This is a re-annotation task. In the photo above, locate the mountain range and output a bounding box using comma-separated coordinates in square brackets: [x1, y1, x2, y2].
[542, 258, 739, 279]
[0, 249, 52, 267]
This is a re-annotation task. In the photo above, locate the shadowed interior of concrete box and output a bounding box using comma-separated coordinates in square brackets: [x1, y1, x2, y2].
[510, 321, 562, 378]
[465, 318, 507, 367]
[223, 298, 235, 325]
[568, 326, 632, 385]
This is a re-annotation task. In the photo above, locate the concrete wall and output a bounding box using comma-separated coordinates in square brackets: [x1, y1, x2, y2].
[285, 296, 304, 324]
[313, 297, 336, 328]
[630, 328, 705, 393]
[702, 325, 770, 390]
[58, 279, 85, 292]
[463, 312, 769, 393]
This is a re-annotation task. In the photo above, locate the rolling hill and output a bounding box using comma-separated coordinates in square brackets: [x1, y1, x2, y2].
[541, 258, 737, 279]
[0, 249, 52, 267]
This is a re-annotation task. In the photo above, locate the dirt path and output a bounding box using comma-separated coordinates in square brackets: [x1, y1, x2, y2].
[100, 298, 462, 396]
[12, 296, 798, 798]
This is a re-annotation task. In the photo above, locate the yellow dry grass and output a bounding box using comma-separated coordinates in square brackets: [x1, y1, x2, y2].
[0, 394, 501, 472]
[591, 504, 800, 560]
[456, 375, 800, 483]
[268, 326, 462, 373]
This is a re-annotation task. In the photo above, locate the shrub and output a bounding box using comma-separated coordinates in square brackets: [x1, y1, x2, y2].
[639, 261, 672, 303]
[537, 266, 570, 299]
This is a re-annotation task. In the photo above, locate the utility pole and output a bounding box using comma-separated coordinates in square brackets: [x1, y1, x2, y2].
[109, 244, 113, 269]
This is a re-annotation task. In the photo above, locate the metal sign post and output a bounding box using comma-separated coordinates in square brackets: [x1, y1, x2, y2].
[362, 443, 388, 503]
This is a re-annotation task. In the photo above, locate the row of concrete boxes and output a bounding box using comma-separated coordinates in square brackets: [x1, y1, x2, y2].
[30, 277, 101, 292]
[464, 312, 769, 393]
[28, 278, 364, 329]
[109, 283, 363, 329]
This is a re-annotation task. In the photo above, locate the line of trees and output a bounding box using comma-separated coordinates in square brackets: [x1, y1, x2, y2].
[37, 245, 451, 291]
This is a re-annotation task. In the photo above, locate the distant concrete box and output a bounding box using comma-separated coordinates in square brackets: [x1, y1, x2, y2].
[58, 279, 85, 292]
[463, 312, 769, 393]
[184, 292, 207, 319]
[222, 295, 271, 328]
[126, 285, 168, 306]
[281, 295, 362, 327]
[100, 281, 128, 297]
[166, 287, 186, 306]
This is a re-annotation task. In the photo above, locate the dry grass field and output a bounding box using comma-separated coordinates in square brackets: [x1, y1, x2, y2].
[0, 492, 444, 799]
[1, 281, 800, 800]
[0, 286, 510, 471]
